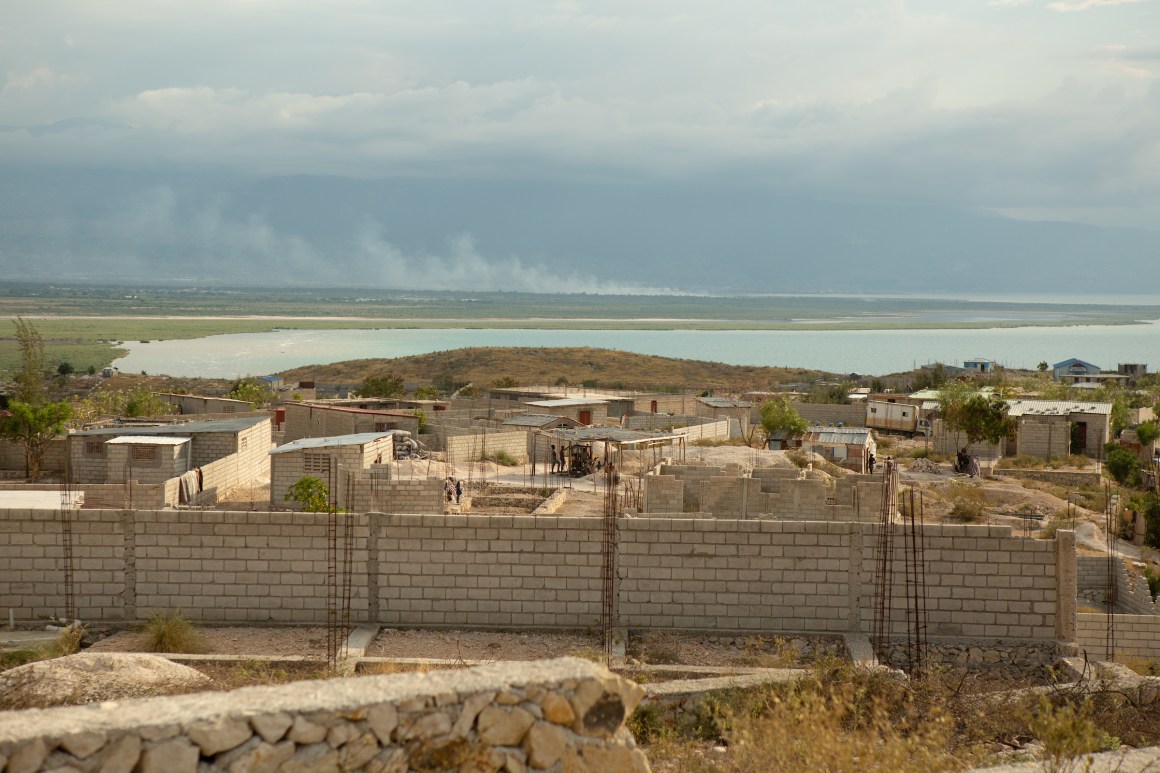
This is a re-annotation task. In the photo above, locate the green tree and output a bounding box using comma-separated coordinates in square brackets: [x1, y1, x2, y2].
[760, 398, 809, 445]
[12, 317, 48, 406]
[57, 361, 74, 377]
[1136, 421, 1160, 446]
[358, 373, 404, 398]
[1037, 361, 1049, 373]
[414, 385, 440, 400]
[285, 476, 332, 512]
[939, 383, 1015, 453]
[123, 386, 172, 417]
[912, 363, 948, 391]
[493, 376, 520, 388]
[1105, 443, 1142, 487]
[227, 376, 273, 408]
[1, 400, 71, 480]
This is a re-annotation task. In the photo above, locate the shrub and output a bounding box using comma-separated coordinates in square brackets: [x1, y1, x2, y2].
[144, 611, 206, 654]
[483, 450, 519, 466]
[950, 498, 984, 523]
[1104, 443, 1141, 487]
[1144, 566, 1160, 601]
[1027, 696, 1119, 772]
[51, 625, 86, 657]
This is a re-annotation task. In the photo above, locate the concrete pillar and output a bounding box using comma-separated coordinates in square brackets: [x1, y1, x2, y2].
[120, 509, 136, 620]
[847, 523, 863, 632]
[1055, 529, 1077, 642]
[366, 512, 385, 623]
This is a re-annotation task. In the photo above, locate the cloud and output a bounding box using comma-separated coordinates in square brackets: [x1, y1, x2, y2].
[1046, 0, 1150, 11]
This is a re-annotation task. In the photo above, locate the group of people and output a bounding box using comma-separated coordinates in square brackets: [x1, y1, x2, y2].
[955, 450, 981, 478]
[444, 477, 463, 504]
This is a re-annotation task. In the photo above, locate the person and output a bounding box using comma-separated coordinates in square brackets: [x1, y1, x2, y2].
[455, 479, 463, 504]
[885, 456, 894, 475]
[444, 477, 454, 503]
[550, 445, 558, 474]
[867, 452, 876, 474]
[608, 461, 619, 486]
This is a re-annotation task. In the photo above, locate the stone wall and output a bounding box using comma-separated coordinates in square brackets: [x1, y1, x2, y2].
[0, 510, 1070, 646]
[993, 468, 1102, 488]
[1077, 612, 1160, 660]
[0, 658, 650, 773]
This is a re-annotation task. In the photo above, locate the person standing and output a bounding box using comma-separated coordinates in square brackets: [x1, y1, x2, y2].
[550, 445, 558, 474]
[455, 479, 463, 504]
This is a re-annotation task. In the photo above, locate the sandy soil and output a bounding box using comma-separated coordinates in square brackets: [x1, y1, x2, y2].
[367, 629, 601, 661]
[87, 627, 330, 657]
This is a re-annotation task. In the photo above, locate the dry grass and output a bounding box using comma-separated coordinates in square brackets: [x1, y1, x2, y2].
[143, 611, 207, 654]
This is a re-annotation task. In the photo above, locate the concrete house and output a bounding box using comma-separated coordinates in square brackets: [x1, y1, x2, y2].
[158, 393, 256, 415]
[269, 432, 396, 510]
[798, 426, 876, 474]
[963, 358, 995, 374]
[694, 396, 752, 437]
[102, 436, 191, 484]
[1005, 399, 1113, 458]
[70, 416, 271, 485]
[524, 398, 609, 426]
[502, 414, 582, 463]
[282, 402, 421, 442]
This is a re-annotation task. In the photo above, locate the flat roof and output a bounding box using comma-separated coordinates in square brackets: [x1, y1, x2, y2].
[288, 403, 416, 418]
[526, 398, 610, 408]
[270, 432, 398, 455]
[73, 415, 269, 437]
[697, 396, 752, 409]
[502, 413, 573, 428]
[804, 427, 873, 444]
[538, 427, 682, 445]
[1006, 399, 1112, 417]
[106, 436, 190, 446]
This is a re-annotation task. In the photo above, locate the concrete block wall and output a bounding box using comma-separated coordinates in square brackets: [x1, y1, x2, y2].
[677, 419, 731, 442]
[658, 464, 725, 510]
[932, 419, 1002, 460]
[0, 437, 68, 476]
[787, 402, 866, 427]
[643, 475, 684, 513]
[106, 443, 189, 486]
[1015, 415, 1071, 459]
[1077, 555, 1158, 615]
[444, 430, 528, 465]
[625, 414, 705, 431]
[0, 482, 168, 510]
[633, 394, 691, 414]
[69, 436, 111, 484]
[341, 471, 444, 514]
[0, 508, 127, 621]
[375, 514, 604, 628]
[0, 510, 1071, 643]
[1076, 613, 1160, 659]
[135, 510, 368, 623]
[270, 437, 392, 510]
[699, 476, 764, 518]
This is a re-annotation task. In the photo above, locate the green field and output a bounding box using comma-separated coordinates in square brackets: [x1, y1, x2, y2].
[2, 282, 1158, 376]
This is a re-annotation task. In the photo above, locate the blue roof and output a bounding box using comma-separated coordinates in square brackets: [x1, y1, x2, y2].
[1053, 358, 1100, 370]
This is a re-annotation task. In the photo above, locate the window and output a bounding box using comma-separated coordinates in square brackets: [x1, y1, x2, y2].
[223, 405, 236, 413]
[132, 445, 158, 462]
[870, 407, 878, 414]
[374, 422, 387, 432]
[304, 453, 331, 474]
[239, 437, 248, 450]
[85, 441, 104, 455]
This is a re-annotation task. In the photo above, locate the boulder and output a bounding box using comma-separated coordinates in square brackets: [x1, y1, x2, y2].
[0, 652, 212, 709]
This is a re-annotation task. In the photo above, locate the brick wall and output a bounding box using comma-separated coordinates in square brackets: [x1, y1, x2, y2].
[1076, 612, 1160, 659]
[1077, 555, 1159, 615]
[0, 510, 1069, 643]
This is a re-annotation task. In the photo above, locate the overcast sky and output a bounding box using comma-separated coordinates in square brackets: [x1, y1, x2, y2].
[0, 1, 1157, 291]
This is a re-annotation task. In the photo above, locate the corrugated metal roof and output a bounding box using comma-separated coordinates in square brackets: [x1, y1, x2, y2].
[106, 436, 190, 446]
[502, 413, 571, 427]
[73, 415, 269, 437]
[1006, 399, 1112, 416]
[526, 398, 609, 408]
[269, 432, 397, 455]
[541, 427, 680, 445]
[696, 396, 752, 409]
[803, 427, 873, 444]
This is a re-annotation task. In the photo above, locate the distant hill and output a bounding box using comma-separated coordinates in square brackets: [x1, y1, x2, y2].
[276, 347, 831, 393]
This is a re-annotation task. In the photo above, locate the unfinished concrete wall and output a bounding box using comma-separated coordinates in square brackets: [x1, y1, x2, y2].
[106, 442, 189, 485]
[1014, 415, 1071, 459]
[0, 437, 68, 476]
[1077, 555, 1159, 615]
[0, 658, 650, 773]
[642, 475, 684, 513]
[340, 469, 445, 514]
[993, 468, 1101, 488]
[283, 403, 420, 442]
[270, 436, 393, 510]
[1077, 612, 1160, 659]
[932, 419, 1002, 460]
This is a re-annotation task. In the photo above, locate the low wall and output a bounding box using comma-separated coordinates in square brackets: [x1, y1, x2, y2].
[0, 509, 1070, 646]
[0, 658, 650, 773]
[1077, 555, 1159, 616]
[993, 468, 1102, 488]
[1077, 612, 1160, 660]
[0, 482, 171, 510]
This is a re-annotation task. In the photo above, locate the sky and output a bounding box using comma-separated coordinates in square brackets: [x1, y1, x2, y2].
[0, 1, 1158, 292]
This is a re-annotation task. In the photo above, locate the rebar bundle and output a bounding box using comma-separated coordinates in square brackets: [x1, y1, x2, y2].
[59, 475, 77, 622]
[870, 467, 897, 660]
[1105, 481, 1117, 661]
[902, 488, 929, 673]
[600, 444, 619, 663]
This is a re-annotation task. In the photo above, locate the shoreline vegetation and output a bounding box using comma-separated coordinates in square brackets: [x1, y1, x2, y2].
[1, 282, 1158, 374]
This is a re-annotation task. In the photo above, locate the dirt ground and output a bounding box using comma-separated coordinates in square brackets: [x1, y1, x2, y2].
[86, 627, 330, 656]
[367, 628, 601, 661]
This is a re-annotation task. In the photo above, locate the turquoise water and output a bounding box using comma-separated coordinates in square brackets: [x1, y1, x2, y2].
[113, 320, 1160, 378]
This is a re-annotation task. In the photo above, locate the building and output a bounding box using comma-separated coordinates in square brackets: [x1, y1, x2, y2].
[1053, 358, 1102, 383]
[963, 358, 995, 374]
[523, 398, 609, 426]
[501, 414, 582, 464]
[798, 426, 876, 474]
[157, 393, 256, 415]
[694, 396, 752, 437]
[69, 416, 271, 485]
[269, 432, 397, 510]
[282, 402, 421, 442]
[1005, 399, 1113, 458]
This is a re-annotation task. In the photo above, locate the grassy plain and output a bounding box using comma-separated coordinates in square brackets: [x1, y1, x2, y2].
[2, 282, 1158, 375]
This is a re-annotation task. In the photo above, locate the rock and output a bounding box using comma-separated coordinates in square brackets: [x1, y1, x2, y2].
[8, 738, 49, 773]
[523, 722, 569, 770]
[287, 716, 328, 745]
[189, 717, 253, 755]
[366, 747, 408, 773]
[339, 733, 381, 771]
[220, 739, 294, 773]
[249, 713, 293, 744]
[0, 653, 212, 710]
[60, 731, 107, 759]
[540, 692, 576, 726]
[139, 724, 181, 742]
[578, 743, 652, 772]
[280, 742, 339, 773]
[138, 738, 198, 773]
[398, 711, 452, 741]
[366, 702, 399, 744]
[325, 721, 358, 748]
[95, 733, 141, 773]
[450, 691, 496, 738]
[580, 694, 626, 738]
[477, 706, 536, 746]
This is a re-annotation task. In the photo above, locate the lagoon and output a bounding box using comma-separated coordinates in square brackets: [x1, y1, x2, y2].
[112, 320, 1160, 378]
